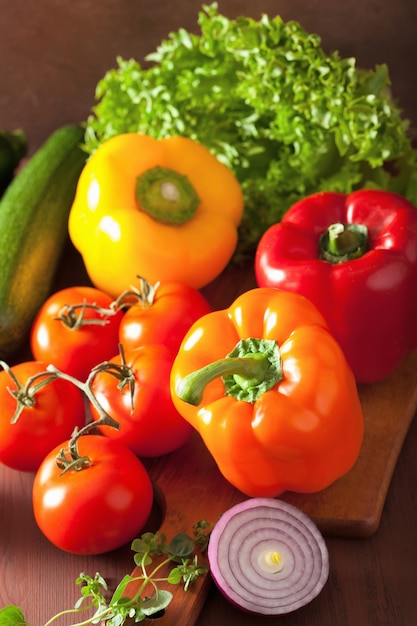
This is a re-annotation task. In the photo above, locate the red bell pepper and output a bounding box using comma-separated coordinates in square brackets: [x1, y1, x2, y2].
[255, 189, 417, 383]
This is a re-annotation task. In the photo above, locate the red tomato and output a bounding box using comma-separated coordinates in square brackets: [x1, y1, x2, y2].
[0, 361, 85, 472]
[30, 286, 124, 380]
[118, 281, 211, 353]
[90, 345, 193, 457]
[32, 434, 153, 555]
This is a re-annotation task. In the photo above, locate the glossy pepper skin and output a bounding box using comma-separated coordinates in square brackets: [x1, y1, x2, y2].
[171, 288, 364, 498]
[68, 133, 243, 297]
[255, 190, 417, 384]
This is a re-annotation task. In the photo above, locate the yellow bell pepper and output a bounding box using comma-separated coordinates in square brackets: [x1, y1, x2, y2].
[68, 133, 244, 295]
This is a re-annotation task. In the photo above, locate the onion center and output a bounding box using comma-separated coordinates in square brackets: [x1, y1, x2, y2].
[258, 548, 285, 574]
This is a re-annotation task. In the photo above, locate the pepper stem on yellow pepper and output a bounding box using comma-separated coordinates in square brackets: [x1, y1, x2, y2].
[176, 338, 283, 405]
[136, 165, 200, 224]
[319, 222, 369, 264]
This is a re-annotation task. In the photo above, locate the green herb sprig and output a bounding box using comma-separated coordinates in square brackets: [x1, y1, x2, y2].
[0, 526, 210, 626]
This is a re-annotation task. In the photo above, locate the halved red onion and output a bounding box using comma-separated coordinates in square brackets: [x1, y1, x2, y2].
[208, 498, 329, 615]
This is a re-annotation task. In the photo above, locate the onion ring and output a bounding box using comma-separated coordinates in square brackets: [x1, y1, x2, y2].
[208, 498, 329, 615]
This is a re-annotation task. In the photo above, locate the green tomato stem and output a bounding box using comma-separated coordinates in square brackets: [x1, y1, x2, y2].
[46, 364, 120, 433]
[0, 360, 58, 423]
[45, 363, 121, 473]
[56, 301, 119, 330]
[111, 275, 160, 311]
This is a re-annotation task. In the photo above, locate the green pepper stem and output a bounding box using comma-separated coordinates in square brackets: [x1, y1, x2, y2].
[136, 166, 200, 225]
[319, 222, 369, 263]
[176, 338, 283, 406]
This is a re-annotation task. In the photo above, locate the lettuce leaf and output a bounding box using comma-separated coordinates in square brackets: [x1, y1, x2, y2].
[84, 2, 417, 259]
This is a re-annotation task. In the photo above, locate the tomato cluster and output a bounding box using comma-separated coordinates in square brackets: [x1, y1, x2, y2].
[0, 278, 211, 555]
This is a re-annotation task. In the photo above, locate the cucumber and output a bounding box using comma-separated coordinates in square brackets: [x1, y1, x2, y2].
[0, 124, 87, 359]
[0, 129, 27, 195]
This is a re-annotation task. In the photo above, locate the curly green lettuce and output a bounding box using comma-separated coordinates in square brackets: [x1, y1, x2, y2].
[84, 3, 417, 259]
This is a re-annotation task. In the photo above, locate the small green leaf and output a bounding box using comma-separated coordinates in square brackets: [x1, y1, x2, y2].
[0, 606, 26, 626]
[170, 556, 209, 591]
[74, 572, 108, 610]
[133, 552, 153, 567]
[193, 520, 214, 550]
[110, 574, 133, 603]
[141, 590, 173, 616]
[167, 567, 183, 585]
[169, 532, 195, 558]
[131, 531, 168, 556]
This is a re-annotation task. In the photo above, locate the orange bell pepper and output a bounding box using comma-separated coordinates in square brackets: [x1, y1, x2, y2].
[68, 133, 243, 296]
[171, 288, 364, 498]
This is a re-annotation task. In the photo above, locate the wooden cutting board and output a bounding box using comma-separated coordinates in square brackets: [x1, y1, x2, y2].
[127, 347, 417, 626]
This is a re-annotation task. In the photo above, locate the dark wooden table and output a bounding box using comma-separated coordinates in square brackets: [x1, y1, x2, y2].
[1, 2, 417, 625]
